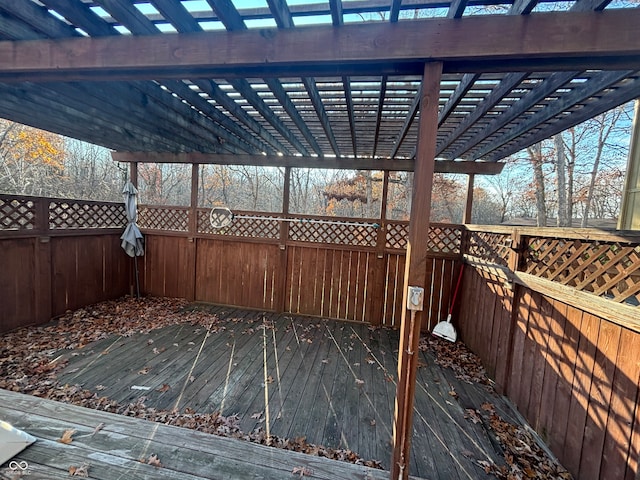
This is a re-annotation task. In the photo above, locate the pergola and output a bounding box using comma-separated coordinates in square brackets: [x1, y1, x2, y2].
[1, 1, 640, 479]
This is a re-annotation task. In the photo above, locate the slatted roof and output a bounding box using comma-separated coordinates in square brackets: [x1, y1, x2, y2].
[0, 0, 639, 167]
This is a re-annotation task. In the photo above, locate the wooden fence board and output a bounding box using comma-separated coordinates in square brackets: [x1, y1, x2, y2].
[562, 312, 601, 475]
[0, 238, 36, 331]
[526, 294, 553, 429]
[598, 328, 640, 479]
[548, 303, 583, 464]
[506, 288, 531, 412]
[579, 320, 622, 480]
[537, 298, 568, 443]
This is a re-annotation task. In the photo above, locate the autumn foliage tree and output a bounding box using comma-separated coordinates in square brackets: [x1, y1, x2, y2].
[0, 120, 66, 196]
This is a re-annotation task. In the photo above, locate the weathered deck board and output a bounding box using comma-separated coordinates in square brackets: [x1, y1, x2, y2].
[0, 389, 392, 480]
[52, 307, 530, 479]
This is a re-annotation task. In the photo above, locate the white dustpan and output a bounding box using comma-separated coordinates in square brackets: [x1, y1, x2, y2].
[0, 420, 36, 465]
[432, 264, 464, 343]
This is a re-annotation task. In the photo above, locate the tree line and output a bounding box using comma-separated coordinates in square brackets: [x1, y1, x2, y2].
[0, 102, 633, 227]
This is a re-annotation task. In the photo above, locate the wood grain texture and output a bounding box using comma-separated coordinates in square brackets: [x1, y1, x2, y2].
[0, 234, 130, 333]
[458, 261, 640, 480]
[2, 10, 640, 80]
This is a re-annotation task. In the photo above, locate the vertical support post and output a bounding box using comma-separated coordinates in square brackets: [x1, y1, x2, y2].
[130, 162, 138, 187]
[34, 197, 52, 324]
[391, 61, 443, 480]
[185, 163, 199, 301]
[278, 167, 292, 312]
[371, 171, 391, 326]
[190, 163, 199, 236]
[500, 227, 524, 394]
[463, 173, 475, 224]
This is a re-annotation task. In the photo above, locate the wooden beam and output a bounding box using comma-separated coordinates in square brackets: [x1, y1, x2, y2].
[302, 76, 341, 157]
[438, 73, 479, 126]
[447, 0, 468, 18]
[390, 91, 420, 159]
[448, 70, 579, 160]
[436, 72, 528, 156]
[328, 0, 343, 26]
[372, 76, 388, 158]
[110, 152, 506, 174]
[480, 70, 636, 161]
[391, 61, 443, 480]
[1, 10, 639, 80]
[343, 76, 358, 157]
[263, 77, 320, 155]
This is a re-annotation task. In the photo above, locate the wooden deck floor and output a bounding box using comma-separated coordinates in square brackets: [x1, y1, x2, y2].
[49, 306, 520, 479]
[0, 389, 392, 480]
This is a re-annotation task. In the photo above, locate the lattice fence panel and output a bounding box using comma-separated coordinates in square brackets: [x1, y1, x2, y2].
[427, 224, 462, 254]
[525, 237, 640, 306]
[466, 231, 511, 266]
[197, 210, 280, 239]
[138, 206, 188, 232]
[0, 197, 37, 230]
[49, 200, 126, 229]
[386, 222, 408, 249]
[289, 221, 377, 247]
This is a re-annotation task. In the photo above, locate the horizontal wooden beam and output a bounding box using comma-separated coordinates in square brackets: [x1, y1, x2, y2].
[1, 10, 639, 81]
[464, 255, 640, 334]
[111, 152, 505, 175]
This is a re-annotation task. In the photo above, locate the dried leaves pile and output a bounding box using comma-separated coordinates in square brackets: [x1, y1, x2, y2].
[0, 296, 381, 470]
[422, 335, 572, 480]
[419, 335, 494, 389]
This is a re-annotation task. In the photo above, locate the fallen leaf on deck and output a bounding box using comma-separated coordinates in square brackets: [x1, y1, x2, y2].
[157, 383, 171, 392]
[95, 384, 106, 391]
[321, 359, 329, 364]
[91, 422, 105, 436]
[68, 463, 89, 477]
[266, 375, 274, 384]
[147, 339, 154, 345]
[448, 387, 459, 399]
[251, 411, 263, 419]
[138, 367, 150, 375]
[188, 341, 195, 345]
[147, 454, 163, 467]
[464, 409, 481, 424]
[66, 368, 79, 374]
[365, 357, 375, 365]
[58, 429, 76, 444]
[355, 379, 365, 386]
[370, 419, 376, 426]
[292, 466, 312, 477]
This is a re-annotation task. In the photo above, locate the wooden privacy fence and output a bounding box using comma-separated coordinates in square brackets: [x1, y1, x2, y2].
[136, 205, 463, 330]
[458, 225, 640, 480]
[0, 194, 131, 333]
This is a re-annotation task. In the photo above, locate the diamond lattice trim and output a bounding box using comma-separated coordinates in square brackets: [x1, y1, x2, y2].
[138, 206, 188, 232]
[49, 201, 126, 229]
[289, 221, 377, 247]
[525, 237, 640, 306]
[466, 231, 511, 266]
[386, 222, 408, 249]
[427, 225, 462, 254]
[198, 210, 280, 239]
[0, 197, 36, 230]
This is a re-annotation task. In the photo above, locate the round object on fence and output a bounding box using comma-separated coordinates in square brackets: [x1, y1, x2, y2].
[210, 207, 234, 229]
